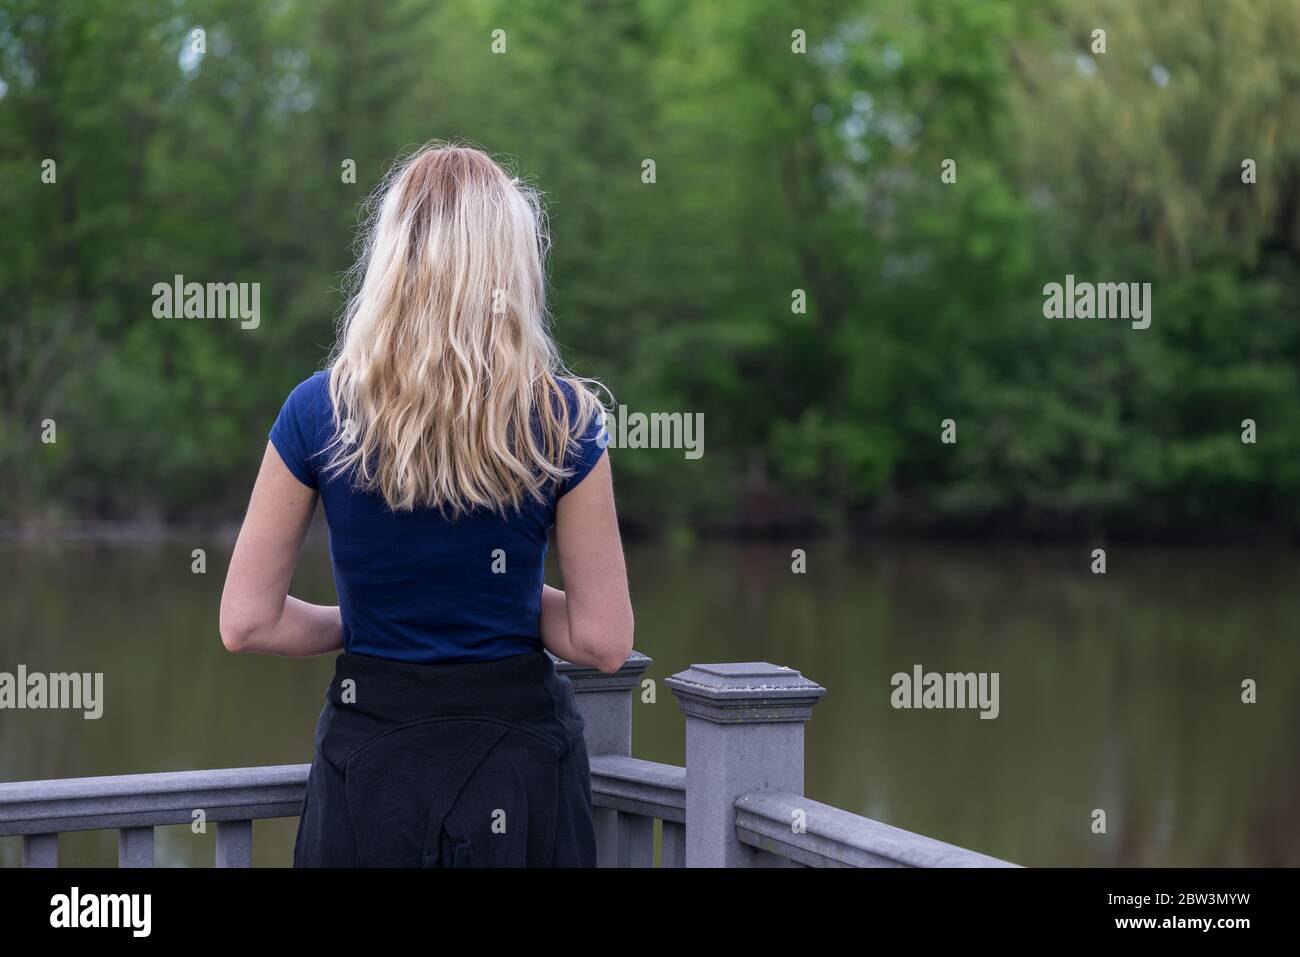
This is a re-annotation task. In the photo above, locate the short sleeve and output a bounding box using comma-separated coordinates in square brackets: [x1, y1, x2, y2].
[556, 380, 608, 498]
[268, 373, 326, 489]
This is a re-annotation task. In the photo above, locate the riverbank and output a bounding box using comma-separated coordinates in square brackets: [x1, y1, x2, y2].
[2, 515, 1297, 548]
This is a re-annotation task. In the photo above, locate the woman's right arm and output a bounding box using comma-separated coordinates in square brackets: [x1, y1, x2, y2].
[547, 451, 634, 674]
[219, 442, 343, 658]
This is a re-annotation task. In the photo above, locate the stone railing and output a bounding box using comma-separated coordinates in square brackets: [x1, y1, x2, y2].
[0, 653, 1016, 868]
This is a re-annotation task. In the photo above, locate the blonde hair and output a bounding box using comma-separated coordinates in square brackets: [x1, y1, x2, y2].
[323, 141, 604, 516]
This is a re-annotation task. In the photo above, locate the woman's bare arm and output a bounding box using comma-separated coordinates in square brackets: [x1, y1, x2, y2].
[220, 442, 343, 657]
[547, 451, 634, 673]
[541, 583, 626, 671]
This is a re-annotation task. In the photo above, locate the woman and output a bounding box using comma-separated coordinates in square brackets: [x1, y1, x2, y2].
[218, 142, 634, 867]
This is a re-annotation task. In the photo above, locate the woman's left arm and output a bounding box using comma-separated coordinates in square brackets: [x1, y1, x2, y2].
[220, 442, 343, 657]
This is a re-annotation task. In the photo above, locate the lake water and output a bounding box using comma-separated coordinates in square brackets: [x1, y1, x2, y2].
[2, 538, 1297, 867]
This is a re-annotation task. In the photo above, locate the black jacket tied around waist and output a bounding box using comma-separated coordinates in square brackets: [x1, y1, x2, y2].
[294, 648, 598, 867]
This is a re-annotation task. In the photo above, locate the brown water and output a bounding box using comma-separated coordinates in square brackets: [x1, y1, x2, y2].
[1, 539, 1297, 867]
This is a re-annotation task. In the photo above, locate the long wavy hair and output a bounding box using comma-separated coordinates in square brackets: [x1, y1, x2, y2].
[323, 141, 604, 516]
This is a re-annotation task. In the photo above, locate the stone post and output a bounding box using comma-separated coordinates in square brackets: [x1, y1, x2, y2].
[553, 651, 653, 867]
[666, 662, 826, 867]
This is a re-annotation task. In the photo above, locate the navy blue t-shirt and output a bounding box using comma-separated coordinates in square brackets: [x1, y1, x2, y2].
[268, 370, 607, 663]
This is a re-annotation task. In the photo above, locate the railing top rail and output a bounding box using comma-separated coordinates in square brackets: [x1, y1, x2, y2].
[735, 791, 1019, 869]
[589, 755, 685, 792]
[0, 764, 309, 804]
[0, 764, 310, 837]
[589, 755, 686, 823]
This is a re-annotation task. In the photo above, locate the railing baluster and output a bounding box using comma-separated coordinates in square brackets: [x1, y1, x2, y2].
[661, 820, 686, 868]
[118, 826, 155, 867]
[593, 806, 625, 867]
[22, 833, 58, 868]
[215, 819, 253, 868]
[626, 814, 653, 868]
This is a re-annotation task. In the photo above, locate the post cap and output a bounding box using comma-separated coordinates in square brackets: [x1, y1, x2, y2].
[666, 662, 826, 724]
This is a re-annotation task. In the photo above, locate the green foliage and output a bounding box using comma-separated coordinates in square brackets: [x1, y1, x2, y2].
[1, 0, 1297, 535]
